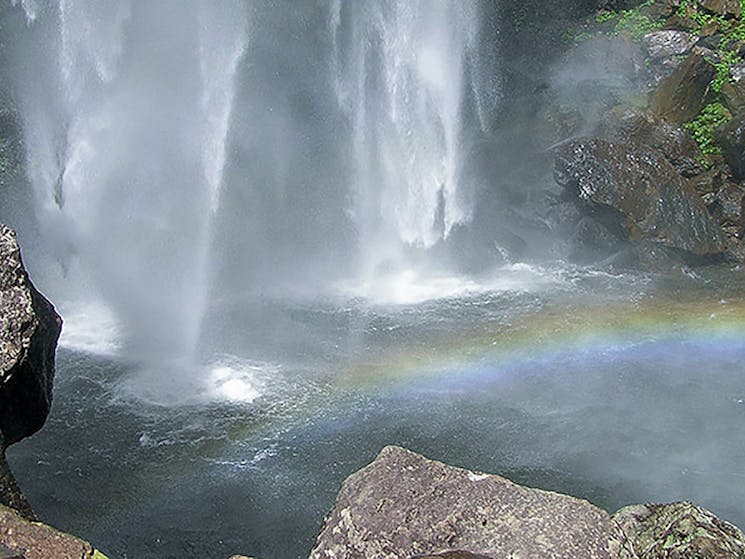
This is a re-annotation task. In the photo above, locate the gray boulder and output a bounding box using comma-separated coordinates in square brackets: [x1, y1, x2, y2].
[554, 137, 726, 260]
[699, 0, 742, 18]
[309, 446, 636, 559]
[0, 224, 61, 446]
[641, 31, 696, 85]
[0, 503, 108, 559]
[613, 502, 745, 558]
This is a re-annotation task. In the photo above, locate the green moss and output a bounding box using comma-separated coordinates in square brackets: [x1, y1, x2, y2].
[92, 550, 110, 559]
[683, 102, 731, 156]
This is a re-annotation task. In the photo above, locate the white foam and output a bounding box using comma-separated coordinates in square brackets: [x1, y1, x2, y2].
[113, 355, 273, 408]
[337, 263, 568, 306]
[58, 301, 123, 355]
[206, 361, 264, 404]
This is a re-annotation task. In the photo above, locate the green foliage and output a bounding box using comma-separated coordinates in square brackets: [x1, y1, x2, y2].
[615, 9, 663, 41]
[595, 10, 618, 24]
[677, 0, 727, 28]
[711, 48, 742, 91]
[683, 102, 731, 156]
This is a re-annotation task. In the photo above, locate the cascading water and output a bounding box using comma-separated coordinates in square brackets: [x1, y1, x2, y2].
[330, 0, 500, 278]
[5, 3, 745, 559]
[11, 1, 247, 375]
[8, 0, 504, 374]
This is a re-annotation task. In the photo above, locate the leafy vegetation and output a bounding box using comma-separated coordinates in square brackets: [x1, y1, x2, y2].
[683, 102, 731, 155]
[580, 1, 663, 43]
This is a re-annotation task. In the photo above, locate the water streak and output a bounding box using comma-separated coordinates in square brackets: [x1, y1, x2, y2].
[330, 0, 500, 276]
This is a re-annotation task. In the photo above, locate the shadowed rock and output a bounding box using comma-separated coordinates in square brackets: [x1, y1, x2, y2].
[0, 224, 62, 519]
[613, 502, 745, 558]
[0, 225, 61, 446]
[554, 137, 726, 262]
[309, 446, 636, 559]
[699, 0, 741, 18]
[717, 113, 745, 181]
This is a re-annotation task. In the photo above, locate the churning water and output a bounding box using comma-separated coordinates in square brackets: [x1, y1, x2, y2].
[2, 2, 745, 559]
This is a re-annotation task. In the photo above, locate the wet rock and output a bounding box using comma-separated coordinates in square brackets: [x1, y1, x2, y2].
[554, 137, 726, 260]
[642, 30, 697, 85]
[309, 446, 636, 559]
[415, 552, 495, 559]
[0, 437, 35, 521]
[652, 47, 716, 124]
[600, 108, 704, 177]
[613, 502, 745, 558]
[690, 167, 727, 194]
[609, 240, 691, 272]
[0, 504, 108, 559]
[0, 225, 61, 448]
[569, 216, 627, 263]
[705, 182, 745, 226]
[717, 113, 745, 180]
[720, 64, 745, 114]
[699, 0, 742, 18]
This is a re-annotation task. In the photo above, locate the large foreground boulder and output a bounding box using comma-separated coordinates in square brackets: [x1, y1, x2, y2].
[309, 446, 636, 559]
[0, 224, 61, 447]
[553, 137, 726, 262]
[0, 503, 108, 559]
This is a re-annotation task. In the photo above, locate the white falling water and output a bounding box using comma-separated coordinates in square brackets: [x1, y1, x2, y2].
[330, 0, 499, 277]
[13, 1, 247, 364]
[8, 1, 502, 397]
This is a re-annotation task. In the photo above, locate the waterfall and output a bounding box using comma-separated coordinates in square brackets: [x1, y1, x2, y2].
[330, 0, 500, 276]
[6, 0, 501, 383]
[11, 1, 247, 363]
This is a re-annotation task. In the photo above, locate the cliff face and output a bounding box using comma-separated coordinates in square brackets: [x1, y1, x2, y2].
[0, 224, 61, 448]
[544, 0, 745, 268]
[0, 224, 61, 520]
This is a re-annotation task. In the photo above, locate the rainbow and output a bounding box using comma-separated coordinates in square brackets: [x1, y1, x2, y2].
[337, 291, 745, 392]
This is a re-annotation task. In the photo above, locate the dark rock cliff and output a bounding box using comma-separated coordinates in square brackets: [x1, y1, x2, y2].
[0, 224, 61, 520]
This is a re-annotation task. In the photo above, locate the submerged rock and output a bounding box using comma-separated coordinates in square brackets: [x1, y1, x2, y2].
[553, 137, 726, 262]
[613, 502, 745, 558]
[309, 446, 636, 559]
[0, 503, 108, 559]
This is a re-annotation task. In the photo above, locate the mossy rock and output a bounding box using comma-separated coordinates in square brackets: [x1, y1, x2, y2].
[613, 502, 745, 558]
